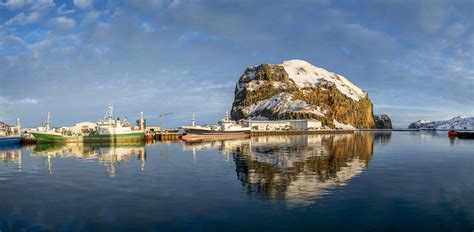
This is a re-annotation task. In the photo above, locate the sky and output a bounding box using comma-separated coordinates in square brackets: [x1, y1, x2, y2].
[0, 0, 473, 128]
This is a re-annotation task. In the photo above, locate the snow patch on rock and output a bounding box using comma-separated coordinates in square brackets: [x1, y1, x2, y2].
[333, 119, 355, 130]
[281, 59, 366, 101]
[243, 92, 324, 117]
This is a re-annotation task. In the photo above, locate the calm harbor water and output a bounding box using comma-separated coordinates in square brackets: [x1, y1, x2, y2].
[0, 131, 473, 232]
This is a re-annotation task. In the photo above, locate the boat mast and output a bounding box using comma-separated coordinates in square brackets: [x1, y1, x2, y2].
[46, 112, 51, 131]
[192, 113, 196, 127]
[16, 118, 20, 135]
[104, 103, 114, 120]
[140, 111, 145, 131]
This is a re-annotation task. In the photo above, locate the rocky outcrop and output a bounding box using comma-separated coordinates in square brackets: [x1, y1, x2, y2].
[408, 120, 431, 129]
[230, 60, 376, 128]
[374, 114, 392, 129]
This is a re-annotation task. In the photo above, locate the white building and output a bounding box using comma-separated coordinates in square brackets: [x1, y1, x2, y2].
[248, 119, 322, 131]
[69, 122, 96, 135]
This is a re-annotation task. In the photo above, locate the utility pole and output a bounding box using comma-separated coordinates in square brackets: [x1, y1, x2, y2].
[159, 112, 172, 133]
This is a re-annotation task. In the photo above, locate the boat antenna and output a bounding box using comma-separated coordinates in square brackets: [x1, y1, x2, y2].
[16, 118, 20, 135]
[104, 103, 114, 120]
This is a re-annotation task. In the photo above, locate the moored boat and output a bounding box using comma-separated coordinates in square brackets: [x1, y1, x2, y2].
[83, 104, 145, 143]
[31, 112, 82, 143]
[0, 136, 22, 145]
[457, 131, 474, 139]
[0, 119, 22, 146]
[181, 113, 250, 141]
[31, 105, 146, 143]
[448, 130, 457, 138]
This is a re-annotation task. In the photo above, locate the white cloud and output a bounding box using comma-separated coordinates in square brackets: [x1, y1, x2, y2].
[4, 11, 40, 26]
[49, 16, 76, 30]
[141, 22, 154, 32]
[0, 0, 28, 9]
[73, 0, 92, 9]
[0, 35, 28, 48]
[57, 3, 75, 14]
[0, 0, 54, 10]
[0, 96, 38, 104]
[83, 10, 100, 24]
[29, 0, 54, 11]
[1, 0, 54, 27]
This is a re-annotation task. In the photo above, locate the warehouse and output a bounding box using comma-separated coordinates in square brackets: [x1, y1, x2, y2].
[248, 119, 322, 131]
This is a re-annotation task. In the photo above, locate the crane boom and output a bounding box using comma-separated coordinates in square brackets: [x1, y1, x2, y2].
[159, 112, 173, 132]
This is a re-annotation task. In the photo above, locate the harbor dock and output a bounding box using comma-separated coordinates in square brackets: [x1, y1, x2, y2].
[251, 130, 355, 136]
[155, 132, 183, 141]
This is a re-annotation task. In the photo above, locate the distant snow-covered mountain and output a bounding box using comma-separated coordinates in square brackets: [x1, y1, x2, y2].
[408, 116, 474, 130]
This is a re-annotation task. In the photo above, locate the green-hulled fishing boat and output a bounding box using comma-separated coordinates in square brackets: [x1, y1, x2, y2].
[32, 105, 145, 143]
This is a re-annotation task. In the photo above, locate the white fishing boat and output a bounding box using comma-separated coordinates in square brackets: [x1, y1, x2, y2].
[181, 113, 250, 140]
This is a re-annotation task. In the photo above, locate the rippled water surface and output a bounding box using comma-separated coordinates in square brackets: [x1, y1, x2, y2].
[0, 132, 473, 231]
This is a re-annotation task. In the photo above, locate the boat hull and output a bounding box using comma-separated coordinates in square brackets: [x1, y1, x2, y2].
[31, 132, 83, 143]
[182, 133, 250, 141]
[32, 132, 144, 143]
[184, 128, 250, 135]
[0, 136, 21, 146]
[457, 132, 474, 139]
[83, 132, 145, 143]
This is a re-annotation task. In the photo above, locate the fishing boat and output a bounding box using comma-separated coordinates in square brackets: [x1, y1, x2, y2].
[448, 126, 458, 138]
[0, 119, 22, 146]
[31, 112, 83, 143]
[181, 113, 250, 141]
[32, 105, 145, 143]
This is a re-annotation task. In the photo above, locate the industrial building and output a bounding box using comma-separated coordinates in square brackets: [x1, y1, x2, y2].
[69, 122, 97, 135]
[248, 119, 322, 131]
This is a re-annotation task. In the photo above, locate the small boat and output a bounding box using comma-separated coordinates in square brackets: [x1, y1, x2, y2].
[448, 130, 458, 138]
[181, 113, 250, 141]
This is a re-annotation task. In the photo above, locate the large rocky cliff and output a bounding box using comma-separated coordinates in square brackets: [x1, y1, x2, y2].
[230, 60, 376, 128]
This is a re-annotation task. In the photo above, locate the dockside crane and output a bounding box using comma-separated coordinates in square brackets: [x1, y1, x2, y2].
[159, 112, 172, 133]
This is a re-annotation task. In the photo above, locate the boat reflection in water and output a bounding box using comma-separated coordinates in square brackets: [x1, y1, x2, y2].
[0, 145, 22, 170]
[183, 132, 390, 207]
[31, 142, 146, 177]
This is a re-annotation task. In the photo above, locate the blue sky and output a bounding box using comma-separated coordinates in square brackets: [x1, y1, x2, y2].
[0, 0, 473, 128]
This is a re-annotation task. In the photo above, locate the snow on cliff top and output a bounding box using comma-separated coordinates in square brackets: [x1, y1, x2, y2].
[280, 60, 366, 101]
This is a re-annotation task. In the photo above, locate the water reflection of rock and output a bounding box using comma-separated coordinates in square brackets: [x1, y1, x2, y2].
[183, 133, 378, 207]
[374, 131, 392, 145]
[31, 143, 146, 177]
